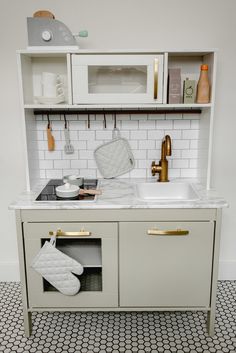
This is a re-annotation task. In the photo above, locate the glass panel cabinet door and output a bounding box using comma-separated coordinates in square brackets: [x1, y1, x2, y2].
[23, 222, 118, 308]
[72, 54, 164, 104]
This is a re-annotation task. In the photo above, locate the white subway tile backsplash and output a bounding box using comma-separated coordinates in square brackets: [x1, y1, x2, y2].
[148, 130, 164, 140]
[166, 114, 182, 120]
[138, 160, 150, 169]
[62, 169, 79, 176]
[61, 130, 78, 141]
[71, 160, 87, 169]
[38, 151, 45, 159]
[172, 140, 190, 149]
[79, 169, 97, 178]
[190, 140, 199, 149]
[70, 141, 87, 149]
[189, 159, 198, 168]
[39, 160, 53, 169]
[87, 140, 102, 150]
[46, 169, 63, 179]
[133, 150, 147, 159]
[122, 120, 138, 130]
[96, 130, 112, 140]
[129, 140, 138, 149]
[168, 169, 181, 178]
[191, 120, 200, 129]
[139, 140, 155, 150]
[37, 141, 48, 150]
[156, 120, 173, 129]
[173, 120, 191, 129]
[40, 170, 46, 178]
[139, 120, 155, 130]
[61, 151, 79, 160]
[45, 151, 62, 160]
[130, 169, 146, 178]
[79, 131, 95, 140]
[54, 160, 70, 169]
[180, 169, 198, 178]
[172, 159, 189, 169]
[164, 130, 182, 139]
[182, 130, 199, 139]
[36, 131, 44, 140]
[88, 160, 97, 169]
[44, 130, 61, 141]
[147, 149, 160, 159]
[79, 150, 94, 160]
[35, 114, 200, 180]
[182, 149, 198, 159]
[131, 130, 147, 140]
[70, 120, 86, 130]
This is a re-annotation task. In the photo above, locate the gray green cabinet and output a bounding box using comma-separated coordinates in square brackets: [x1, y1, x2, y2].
[119, 221, 214, 307]
[15, 208, 221, 337]
[23, 222, 118, 308]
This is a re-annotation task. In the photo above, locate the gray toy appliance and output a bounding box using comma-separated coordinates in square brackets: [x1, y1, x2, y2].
[27, 17, 87, 50]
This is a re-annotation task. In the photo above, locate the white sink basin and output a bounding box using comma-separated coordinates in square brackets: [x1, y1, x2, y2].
[136, 182, 199, 201]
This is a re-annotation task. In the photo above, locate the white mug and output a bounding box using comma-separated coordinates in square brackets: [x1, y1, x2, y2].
[41, 72, 64, 97]
[42, 72, 60, 86]
[43, 82, 64, 98]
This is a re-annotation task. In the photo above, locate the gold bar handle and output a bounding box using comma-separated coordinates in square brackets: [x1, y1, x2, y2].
[154, 58, 158, 100]
[49, 228, 91, 237]
[147, 229, 189, 236]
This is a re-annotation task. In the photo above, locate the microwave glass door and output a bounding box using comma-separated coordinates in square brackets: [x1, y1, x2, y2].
[88, 65, 147, 94]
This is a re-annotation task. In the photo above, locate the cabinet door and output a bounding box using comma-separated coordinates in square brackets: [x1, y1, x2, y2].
[119, 221, 214, 307]
[24, 222, 118, 308]
[72, 54, 164, 104]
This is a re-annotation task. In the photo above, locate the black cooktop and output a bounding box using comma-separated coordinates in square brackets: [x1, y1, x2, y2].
[35, 179, 98, 201]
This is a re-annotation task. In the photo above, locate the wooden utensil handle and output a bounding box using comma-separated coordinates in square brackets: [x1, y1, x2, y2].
[80, 189, 102, 195]
[47, 127, 55, 151]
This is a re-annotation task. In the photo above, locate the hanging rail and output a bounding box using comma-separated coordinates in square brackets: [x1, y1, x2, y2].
[34, 108, 202, 116]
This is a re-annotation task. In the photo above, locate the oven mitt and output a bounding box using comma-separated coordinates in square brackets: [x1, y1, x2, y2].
[31, 236, 83, 296]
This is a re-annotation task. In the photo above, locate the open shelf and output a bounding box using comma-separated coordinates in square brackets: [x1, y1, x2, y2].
[43, 267, 102, 292]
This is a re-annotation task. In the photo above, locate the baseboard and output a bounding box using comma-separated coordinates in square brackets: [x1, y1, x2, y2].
[218, 260, 236, 280]
[0, 261, 20, 281]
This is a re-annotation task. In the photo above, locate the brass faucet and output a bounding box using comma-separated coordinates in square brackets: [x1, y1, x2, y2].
[151, 135, 172, 182]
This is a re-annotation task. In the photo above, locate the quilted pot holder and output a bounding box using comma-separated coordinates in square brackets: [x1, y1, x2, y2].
[94, 128, 135, 178]
[31, 236, 83, 296]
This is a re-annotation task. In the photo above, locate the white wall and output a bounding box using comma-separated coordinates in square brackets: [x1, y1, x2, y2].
[0, 0, 236, 280]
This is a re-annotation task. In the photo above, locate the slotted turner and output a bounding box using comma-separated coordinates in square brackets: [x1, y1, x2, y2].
[64, 125, 74, 154]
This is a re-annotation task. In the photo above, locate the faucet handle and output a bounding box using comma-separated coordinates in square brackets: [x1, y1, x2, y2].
[151, 161, 161, 176]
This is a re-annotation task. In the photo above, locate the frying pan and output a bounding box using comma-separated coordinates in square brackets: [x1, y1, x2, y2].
[56, 183, 101, 198]
[62, 175, 84, 187]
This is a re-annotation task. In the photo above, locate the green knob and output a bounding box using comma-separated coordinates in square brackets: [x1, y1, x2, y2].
[79, 30, 88, 37]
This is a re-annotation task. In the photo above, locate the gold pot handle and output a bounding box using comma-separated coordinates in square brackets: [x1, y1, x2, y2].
[49, 228, 91, 237]
[147, 229, 189, 236]
[154, 58, 158, 100]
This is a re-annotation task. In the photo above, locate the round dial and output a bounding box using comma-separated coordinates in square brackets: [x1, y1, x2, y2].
[41, 30, 52, 42]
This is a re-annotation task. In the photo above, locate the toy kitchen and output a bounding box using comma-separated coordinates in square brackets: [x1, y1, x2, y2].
[10, 11, 227, 338]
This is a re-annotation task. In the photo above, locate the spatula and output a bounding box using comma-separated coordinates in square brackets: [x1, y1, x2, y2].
[47, 125, 55, 151]
[64, 125, 74, 154]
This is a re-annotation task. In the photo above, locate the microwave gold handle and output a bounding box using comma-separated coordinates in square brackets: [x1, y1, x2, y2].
[147, 229, 189, 236]
[154, 58, 158, 100]
[49, 228, 91, 237]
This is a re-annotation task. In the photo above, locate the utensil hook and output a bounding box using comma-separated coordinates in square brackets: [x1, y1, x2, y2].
[63, 114, 67, 129]
[114, 113, 117, 129]
[47, 114, 50, 129]
[87, 114, 90, 129]
[103, 113, 107, 129]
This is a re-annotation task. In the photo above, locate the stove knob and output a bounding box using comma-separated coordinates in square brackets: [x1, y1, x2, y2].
[42, 30, 52, 42]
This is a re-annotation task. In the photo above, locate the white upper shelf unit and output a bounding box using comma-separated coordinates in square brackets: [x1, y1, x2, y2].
[17, 49, 216, 110]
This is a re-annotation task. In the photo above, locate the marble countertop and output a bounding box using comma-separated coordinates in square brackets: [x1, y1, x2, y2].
[9, 178, 228, 210]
